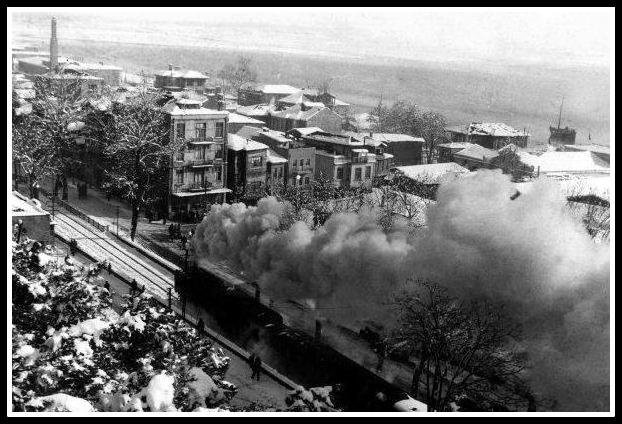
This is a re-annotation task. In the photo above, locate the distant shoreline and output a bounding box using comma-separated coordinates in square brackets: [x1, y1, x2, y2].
[14, 36, 610, 146]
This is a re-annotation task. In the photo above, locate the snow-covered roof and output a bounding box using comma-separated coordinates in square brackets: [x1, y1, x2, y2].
[154, 69, 208, 79]
[227, 112, 264, 125]
[563, 144, 610, 155]
[235, 125, 263, 139]
[236, 103, 274, 117]
[453, 144, 499, 161]
[227, 134, 268, 152]
[447, 122, 529, 137]
[271, 104, 327, 121]
[515, 175, 611, 202]
[518, 151, 610, 175]
[394, 163, 470, 184]
[163, 101, 228, 117]
[245, 84, 300, 95]
[333, 98, 350, 106]
[348, 133, 424, 144]
[287, 127, 324, 137]
[437, 142, 473, 150]
[267, 149, 288, 164]
[12, 192, 49, 217]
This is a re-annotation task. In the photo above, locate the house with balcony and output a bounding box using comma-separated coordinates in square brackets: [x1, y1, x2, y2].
[293, 131, 380, 189]
[164, 99, 231, 218]
[251, 128, 316, 188]
[226, 134, 269, 201]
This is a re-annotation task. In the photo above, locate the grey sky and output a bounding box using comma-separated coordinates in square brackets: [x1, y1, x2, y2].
[11, 7, 613, 67]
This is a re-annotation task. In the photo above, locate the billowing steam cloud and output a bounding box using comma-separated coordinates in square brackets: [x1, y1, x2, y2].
[192, 170, 610, 411]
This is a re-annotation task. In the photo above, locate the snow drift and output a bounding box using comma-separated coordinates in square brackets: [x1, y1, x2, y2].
[192, 170, 610, 411]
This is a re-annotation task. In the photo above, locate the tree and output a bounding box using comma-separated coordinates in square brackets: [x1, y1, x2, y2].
[371, 100, 447, 164]
[12, 75, 88, 199]
[91, 91, 178, 240]
[217, 56, 258, 98]
[391, 280, 529, 411]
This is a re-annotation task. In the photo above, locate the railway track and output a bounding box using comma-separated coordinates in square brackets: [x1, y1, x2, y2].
[51, 206, 174, 300]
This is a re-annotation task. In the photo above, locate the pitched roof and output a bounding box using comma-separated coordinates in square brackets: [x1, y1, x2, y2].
[154, 69, 208, 79]
[227, 112, 264, 125]
[287, 127, 324, 137]
[227, 134, 268, 152]
[453, 144, 499, 161]
[447, 122, 529, 137]
[242, 83, 300, 95]
[518, 151, 610, 175]
[236, 103, 274, 117]
[349, 133, 425, 144]
[235, 125, 263, 139]
[266, 149, 288, 164]
[394, 163, 470, 184]
[437, 142, 473, 150]
[270, 104, 328, 121]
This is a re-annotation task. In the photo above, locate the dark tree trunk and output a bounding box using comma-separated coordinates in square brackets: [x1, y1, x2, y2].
[130, 200, 140, 241]
[412, 351, 427, 396]
[62, 174, 68, 200]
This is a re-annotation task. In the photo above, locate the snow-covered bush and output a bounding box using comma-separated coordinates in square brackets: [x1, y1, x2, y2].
[285, 385, 338, 412]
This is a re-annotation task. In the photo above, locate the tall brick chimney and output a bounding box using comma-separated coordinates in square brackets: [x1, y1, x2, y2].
[50, 17, 59, 72]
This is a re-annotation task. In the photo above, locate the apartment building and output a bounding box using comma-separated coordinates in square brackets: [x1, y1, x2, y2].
[226, 134, 269, 200]
[251, 128, 316, 188]
[164, 99, 231, 218]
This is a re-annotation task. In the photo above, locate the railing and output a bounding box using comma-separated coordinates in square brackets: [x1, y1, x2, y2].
[40, 187, 110, 233]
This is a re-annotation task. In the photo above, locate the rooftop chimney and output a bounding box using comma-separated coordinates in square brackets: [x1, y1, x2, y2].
[50, 17, 59, 72]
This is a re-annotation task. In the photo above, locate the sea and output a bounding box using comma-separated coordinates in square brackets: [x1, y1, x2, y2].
[11, 11, 611, 146]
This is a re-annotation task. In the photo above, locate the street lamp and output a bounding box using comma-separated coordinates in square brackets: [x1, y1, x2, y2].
[295, 174, 301, 212]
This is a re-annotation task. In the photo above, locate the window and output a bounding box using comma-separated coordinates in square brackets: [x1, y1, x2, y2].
[194, 171, 204, 184]
[195, 123, 206, 140]
[292, 160, 297, 169]
[215, 146, 223, 159]
[176, 149, 185, 161]
[306, 158, 310, 166]
[176, 170, 184, 184]
[250, 156, 263, 167]
[215, 122, 224, 138]
[336, 167, 344, 180]
[355, 168, 362, 181]
[278, 168, 283, 178]
[216, 169, 222, 181]
[176, 123, 185, 140]
[299, 159, 304, 167]
[304, 177, 310, 185]
[365, 166, 371, 179]
[197, 146, 207, 160]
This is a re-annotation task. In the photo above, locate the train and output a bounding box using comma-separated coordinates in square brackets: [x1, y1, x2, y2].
[174, 265, 426, 412]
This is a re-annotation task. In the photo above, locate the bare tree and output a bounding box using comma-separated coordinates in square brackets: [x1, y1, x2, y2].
[391, 280, 529, 411]
[12, 75, 87, 199]
[217, 56, 258, 98]
[90, 91, 178, 240]
[371, 100, 447, 164]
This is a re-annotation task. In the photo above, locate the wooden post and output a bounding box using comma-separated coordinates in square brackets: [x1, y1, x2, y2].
[168, 287, 172, 309]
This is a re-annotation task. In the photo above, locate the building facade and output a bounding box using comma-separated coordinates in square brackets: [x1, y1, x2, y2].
[238, 83, 300, 106]
[154, 66, 210, 93]
[226, 134, 269, 200]
[165, 100, 230, 218]
[251, 129, 316, 188]
[269, 105, 343, 134]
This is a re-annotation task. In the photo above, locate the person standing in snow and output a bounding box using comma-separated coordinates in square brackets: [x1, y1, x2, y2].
[196, 318, 205, 335]
[251, 354, 262, 381]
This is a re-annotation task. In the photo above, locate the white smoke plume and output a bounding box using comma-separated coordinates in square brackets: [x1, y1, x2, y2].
[192, 170, 610, 411]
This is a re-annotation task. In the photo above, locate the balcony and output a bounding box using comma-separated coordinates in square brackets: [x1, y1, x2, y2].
[188, 159, 215, 168]
[186, 181, 214, 192]
[187, 137, 215, 146]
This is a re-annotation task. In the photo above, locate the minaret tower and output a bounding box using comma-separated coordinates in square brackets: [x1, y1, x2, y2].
[50, 17, 59, 72]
